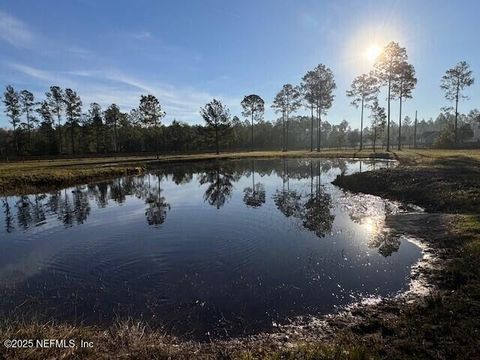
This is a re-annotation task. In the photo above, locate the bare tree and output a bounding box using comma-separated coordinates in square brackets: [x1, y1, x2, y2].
[200, 99, 231, 154]
[271, 84, 302, 151]
[374, 42, 408, 151]
[440, 61, 474, 145]
[241, 94, 264, 150]
[346, 72, 379, 150]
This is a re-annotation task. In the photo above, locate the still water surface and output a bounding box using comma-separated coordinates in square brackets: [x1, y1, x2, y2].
[0, 158, 421, 339]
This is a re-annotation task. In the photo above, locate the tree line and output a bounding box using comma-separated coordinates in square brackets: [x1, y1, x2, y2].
[1, 41, 478, 158]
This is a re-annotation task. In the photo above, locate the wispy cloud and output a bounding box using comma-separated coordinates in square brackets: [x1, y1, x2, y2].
[7, 63, 78, 88]
[66, 47, 92, 57]
[7, 63, 239, 123]
[0, 12, 237, 125]
[0, 10, 34, 48]
[8, 63, 51, 81]
[127, 31, 152, 40]
[0, 11, 93, 62]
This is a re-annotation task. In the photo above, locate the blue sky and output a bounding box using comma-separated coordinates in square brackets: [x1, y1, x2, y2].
[0, 0, 478, 128]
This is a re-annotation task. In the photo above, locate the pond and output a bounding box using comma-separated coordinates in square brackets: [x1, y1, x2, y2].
[0, 158, 422, 340]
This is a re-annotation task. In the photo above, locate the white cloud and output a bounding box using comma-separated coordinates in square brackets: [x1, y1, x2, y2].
[66, 47, 92, 57]
[0, 10, 34, 48]
[8, 63, 51, 81]
[127, 31, 152, 40]
[6, 63, 240, 124]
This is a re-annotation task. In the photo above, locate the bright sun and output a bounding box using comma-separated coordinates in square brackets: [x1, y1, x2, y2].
[365, 44, 381, 61]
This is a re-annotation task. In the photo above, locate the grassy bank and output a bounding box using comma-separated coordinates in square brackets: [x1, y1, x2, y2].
[0, 149, 391, 195]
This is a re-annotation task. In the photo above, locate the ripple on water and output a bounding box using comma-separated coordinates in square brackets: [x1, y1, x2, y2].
[0, 158, 422, 340]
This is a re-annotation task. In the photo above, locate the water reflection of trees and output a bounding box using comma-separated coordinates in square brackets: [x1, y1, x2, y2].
[144, 175, 170, 226]
[1, 176, 172, 230]
[1, 159, 374, 234]
[272, 159, 334, 238]
[198, 164, 235, 209]
[243, 160, 266, 208]
[272, 159, 302, 217]
[369, 233, 401, 257]
[2, 197, 14, 233]
[300, 161, 334, 237]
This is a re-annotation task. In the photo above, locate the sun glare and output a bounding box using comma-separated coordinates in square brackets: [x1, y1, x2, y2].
[365, 44, 381, 61]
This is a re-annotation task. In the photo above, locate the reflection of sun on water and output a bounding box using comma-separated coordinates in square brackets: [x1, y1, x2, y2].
[361, 216, 383, 238]
[362, 217, 376, 233]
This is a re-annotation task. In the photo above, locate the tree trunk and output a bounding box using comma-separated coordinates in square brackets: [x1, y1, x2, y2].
[96, 128, 101, 153]
[285, 110, 289, 152]
[455, 86, 459, 146]
[316, 107, 321, 152]
[26, 110, 31, 152]
[70, 122, 75, 154]
[398, 91, 403, 151]
[57, 113, 62, 154]
[387, 78, 391, 151]
[282, 112, 285, 152]
[155, 120, 159, 159]
[215, 126, 219, 155]
[310, 105, 314, 152]
[12, 122, 18, 155]
[360, 96, 364, 151]
[251, 113, 254, 151]
[414, 110, 417, 149]
[114, 121, 118, 154]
